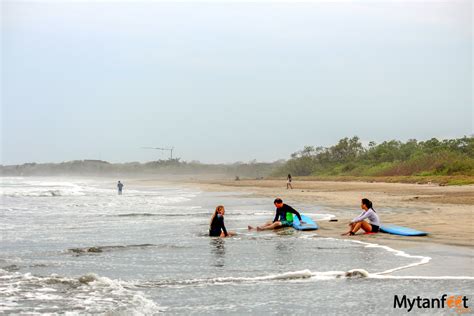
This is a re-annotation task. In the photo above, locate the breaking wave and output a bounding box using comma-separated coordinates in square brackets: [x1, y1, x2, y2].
[66, 243, 189, 255]
[0, 269, 163, 314]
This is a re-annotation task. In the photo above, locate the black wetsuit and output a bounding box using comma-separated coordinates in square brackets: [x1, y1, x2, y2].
[273, 204, 302, 223]
[209, 214, 228, 237]
[117, 182, 123, 194]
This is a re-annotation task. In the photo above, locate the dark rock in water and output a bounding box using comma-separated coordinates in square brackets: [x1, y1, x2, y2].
[345, 269, 369, 278]
[2, 264, 20, 271]
[78, 274, 98, 284]
[69, 248, 83, 254]
[87, 247, 102, 253]
[68, 243, 157, 256]
[69, 246, 103, 254]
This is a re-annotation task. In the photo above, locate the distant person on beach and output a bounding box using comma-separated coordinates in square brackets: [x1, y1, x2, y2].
[342, 198, 380, 236]
[287, 174, 293, 189]
[117, 181, 124, 195]
[248, 198, 304, 231]
[209, 205, 235, 237]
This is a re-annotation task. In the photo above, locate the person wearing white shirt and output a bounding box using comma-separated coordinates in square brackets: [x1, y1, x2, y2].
[342, 198, 380, 236]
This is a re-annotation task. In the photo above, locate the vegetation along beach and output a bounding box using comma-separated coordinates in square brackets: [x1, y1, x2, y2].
[2, 0, 472, 314]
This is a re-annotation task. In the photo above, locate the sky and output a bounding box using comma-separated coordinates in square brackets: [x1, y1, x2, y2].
[1, 0, 472, 164]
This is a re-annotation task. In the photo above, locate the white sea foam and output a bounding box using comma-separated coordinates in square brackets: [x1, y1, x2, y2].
[0, 269, 163, 314]
[339, 238, 432, 275]
[301, 213, 337, 221]
[139, 265, 474, 289]
[0, 179, 85, 197]
[0, 177, 198, 202]
[311, 237, 474, 280]
[370, 275, 474, 280]
[139, 270, 316, 288]
[194, 269, 315, 283]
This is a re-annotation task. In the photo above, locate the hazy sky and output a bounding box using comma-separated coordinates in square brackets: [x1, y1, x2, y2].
[1, 0, 472, 164]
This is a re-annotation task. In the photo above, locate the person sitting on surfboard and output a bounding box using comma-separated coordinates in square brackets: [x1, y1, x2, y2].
[342, 198, 380, 236]
[209, 205, 235, 237]
[248, 198, 304, 231]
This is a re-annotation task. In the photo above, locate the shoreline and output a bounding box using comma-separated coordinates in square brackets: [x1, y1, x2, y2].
[131, 178, 474, 276]
[168, 179, 474, 247]
[131, 178, 474, 247]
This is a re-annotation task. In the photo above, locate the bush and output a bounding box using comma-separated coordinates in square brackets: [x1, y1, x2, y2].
[274, 136, 474, 177]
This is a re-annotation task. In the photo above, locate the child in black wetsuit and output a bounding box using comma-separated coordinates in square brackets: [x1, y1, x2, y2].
[209, 205, 234, 237]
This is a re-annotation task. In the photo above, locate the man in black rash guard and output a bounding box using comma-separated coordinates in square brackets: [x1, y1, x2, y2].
[248, 198, 304, 231]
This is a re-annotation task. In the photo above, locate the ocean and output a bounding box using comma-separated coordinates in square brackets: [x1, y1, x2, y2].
[1, 177, 472, 314]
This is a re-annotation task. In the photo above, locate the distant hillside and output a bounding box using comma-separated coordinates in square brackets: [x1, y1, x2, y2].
[0, 158, 282, 179]
[3, 136, 473, 185]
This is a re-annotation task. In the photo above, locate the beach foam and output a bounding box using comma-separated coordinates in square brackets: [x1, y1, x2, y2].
[0, 269, 163, 314]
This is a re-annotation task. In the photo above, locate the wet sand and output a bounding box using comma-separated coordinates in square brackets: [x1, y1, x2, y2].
[176, 179, 474, 247]
[131, 178, 474, 276]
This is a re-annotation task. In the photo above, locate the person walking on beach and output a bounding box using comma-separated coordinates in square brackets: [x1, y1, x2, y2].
[117, 181, 124, 195]
[342, 198, 380, 236]
[248, 198, 304, 231]
[287, 174, 293, 189]
[209, 205, 235, 237]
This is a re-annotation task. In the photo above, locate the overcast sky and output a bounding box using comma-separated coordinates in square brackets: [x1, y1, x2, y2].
[1, 0, 472, 164]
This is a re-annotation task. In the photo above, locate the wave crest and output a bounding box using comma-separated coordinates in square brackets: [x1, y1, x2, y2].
[0, 269, 163, 314]
[67, 244, 157, 255]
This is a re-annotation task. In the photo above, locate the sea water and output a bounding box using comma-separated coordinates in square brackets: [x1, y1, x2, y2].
[1, 177, 472, 314]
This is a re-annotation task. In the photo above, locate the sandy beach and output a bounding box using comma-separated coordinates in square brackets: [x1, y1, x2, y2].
[186, 179, 474, 246]
[133, 178, 474, 247]
[131, 178, 474, 276]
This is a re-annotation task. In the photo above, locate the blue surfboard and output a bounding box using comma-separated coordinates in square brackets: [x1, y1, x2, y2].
[380, 224, 428, 236]
[292, 214, 318, 231]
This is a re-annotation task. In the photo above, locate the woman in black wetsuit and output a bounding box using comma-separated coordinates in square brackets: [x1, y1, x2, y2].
[209, 205, 234, 237]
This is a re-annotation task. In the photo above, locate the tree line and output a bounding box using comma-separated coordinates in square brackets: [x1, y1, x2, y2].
[273, 136, 474, 177]
[2, 136, 472, 180]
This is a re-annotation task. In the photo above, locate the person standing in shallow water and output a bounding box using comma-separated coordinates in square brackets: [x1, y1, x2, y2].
[287, 174, 293, 189]
[117, 181, 124, 195]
